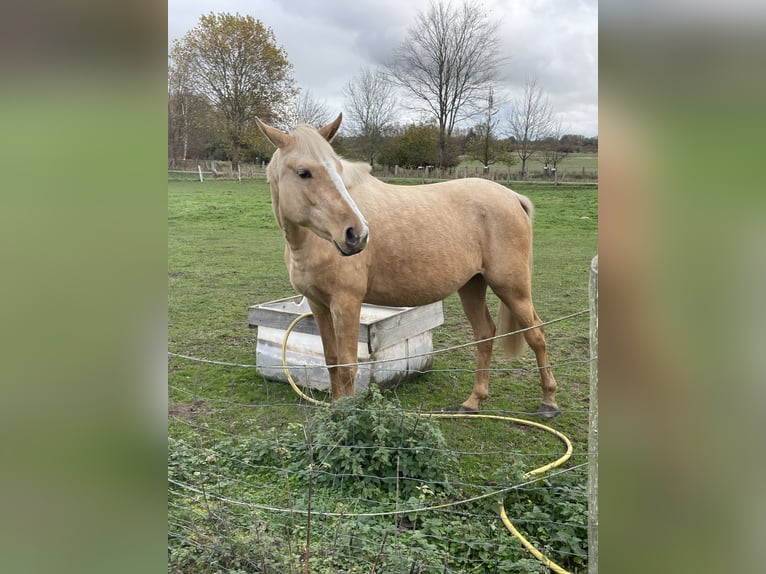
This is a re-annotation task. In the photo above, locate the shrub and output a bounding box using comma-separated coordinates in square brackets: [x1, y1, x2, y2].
[307, 385, 457, 502]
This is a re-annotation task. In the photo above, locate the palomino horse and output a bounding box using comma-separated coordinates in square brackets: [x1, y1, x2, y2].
[256, 114, 559, 417]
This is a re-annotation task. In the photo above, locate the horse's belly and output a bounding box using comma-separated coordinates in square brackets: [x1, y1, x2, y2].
[362, 238, 483, 306]
[364, 268, 475, 307]
[364, 289, 450, 308]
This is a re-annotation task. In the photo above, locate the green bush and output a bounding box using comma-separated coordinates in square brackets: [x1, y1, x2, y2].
[307, 385, 457, 503]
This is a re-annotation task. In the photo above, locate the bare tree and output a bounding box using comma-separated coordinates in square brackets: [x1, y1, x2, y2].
[343, 66, 397, 167]
[387, 0, 503, 168]
[506, 77, 555, 179]
[541, 118, 569, 182]
[168, 54, 220, 164]
[167, 54, 195, 163]
[466, 85, 507, 170]
[291, 89, 333, 126]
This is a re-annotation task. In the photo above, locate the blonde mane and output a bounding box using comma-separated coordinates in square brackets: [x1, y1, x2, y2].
[291, 124, 337, 160]
[339, 159, 374, 190]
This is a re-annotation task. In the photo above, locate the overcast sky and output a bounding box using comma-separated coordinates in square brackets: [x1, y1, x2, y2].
[168, 0, 598, 136]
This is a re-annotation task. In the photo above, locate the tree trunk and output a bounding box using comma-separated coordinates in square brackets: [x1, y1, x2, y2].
[438, 129, 447, 169]
[230, 134, 241, 171]
[231, 147, 240, 172]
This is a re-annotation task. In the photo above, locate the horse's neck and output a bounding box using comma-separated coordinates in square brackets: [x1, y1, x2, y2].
[282, 221, 305, 249]
[281, 221, 321, 263]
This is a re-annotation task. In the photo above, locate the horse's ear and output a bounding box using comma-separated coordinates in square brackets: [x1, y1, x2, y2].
[318, 113, 343, 142]
[255, 117, 294, 149]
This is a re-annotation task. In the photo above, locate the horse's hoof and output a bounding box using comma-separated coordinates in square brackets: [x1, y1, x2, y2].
[536, 404, 560, 418]
[457, 405, 479, 415]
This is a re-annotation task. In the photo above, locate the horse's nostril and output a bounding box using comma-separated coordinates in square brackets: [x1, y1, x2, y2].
[345, 227, 358, 245]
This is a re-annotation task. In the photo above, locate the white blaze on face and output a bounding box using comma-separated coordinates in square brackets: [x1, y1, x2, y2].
[321, 160, 368, 231]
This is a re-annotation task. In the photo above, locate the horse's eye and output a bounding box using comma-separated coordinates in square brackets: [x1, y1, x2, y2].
[297, 169, 312, 179]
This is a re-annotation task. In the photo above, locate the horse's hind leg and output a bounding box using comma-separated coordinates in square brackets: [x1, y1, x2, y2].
[457, 275, 496, 413]
[528, 309, 559, 417]
[495, 289, 560, 417]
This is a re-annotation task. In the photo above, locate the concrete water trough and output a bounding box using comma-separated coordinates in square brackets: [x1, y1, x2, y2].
[248, 295, 444, 392]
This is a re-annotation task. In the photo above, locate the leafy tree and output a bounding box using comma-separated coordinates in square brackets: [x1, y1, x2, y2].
[378, 123, 461, 169]
[387, 0, 502, 168]
[390, 123, 440, 168]
[375, 129, 404, 168]
[560, 134, 598, 153]
[170, 13, 297, 169]
[559, 134, 584, 153]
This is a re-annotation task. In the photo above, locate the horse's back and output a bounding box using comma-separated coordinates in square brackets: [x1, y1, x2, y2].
[347, 176, 533, 306]
[340, 160, 531, 220]
[354, 177, 532, 235]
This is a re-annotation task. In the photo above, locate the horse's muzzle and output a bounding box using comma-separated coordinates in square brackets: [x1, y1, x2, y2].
[335, 226, 368, 256]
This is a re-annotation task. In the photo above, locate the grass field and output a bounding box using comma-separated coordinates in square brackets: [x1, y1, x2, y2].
[168, 177, 598, 572]
[457, 152, 598, 173]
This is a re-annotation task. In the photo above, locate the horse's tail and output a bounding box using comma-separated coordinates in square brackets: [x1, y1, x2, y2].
[496, 191, 535, 358]
[497, 302, 526, 358]
[514, 191, 534, 221]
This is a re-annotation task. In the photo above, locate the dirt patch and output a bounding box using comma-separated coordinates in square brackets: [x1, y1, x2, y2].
[169, 400, 210, 420]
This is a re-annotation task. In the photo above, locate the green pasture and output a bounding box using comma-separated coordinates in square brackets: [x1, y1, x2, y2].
[168, 176, 597, 572]
[457, 152, 598, 173]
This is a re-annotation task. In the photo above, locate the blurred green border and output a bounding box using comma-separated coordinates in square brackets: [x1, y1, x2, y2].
[0, 76, 168, 572]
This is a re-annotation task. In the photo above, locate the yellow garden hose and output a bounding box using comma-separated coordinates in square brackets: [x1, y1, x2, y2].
[280, 313, 328, 407]
[281, 312, 575, 574]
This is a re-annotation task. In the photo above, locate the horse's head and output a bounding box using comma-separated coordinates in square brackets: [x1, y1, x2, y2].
[256, 114, 369, 257]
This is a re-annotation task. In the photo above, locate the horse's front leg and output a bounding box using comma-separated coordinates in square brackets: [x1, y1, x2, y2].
[330, 298, 363, 399]
[306, 300, 343, 400]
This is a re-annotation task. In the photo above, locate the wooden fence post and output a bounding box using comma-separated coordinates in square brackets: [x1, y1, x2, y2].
[197, 165, 203, 182]
[588, 255, 598, 573]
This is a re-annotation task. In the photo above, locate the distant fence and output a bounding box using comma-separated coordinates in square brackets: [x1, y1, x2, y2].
[168, 159, 268, 181]
[169, 159, 597, 183]
[380, 164, 598, 183]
